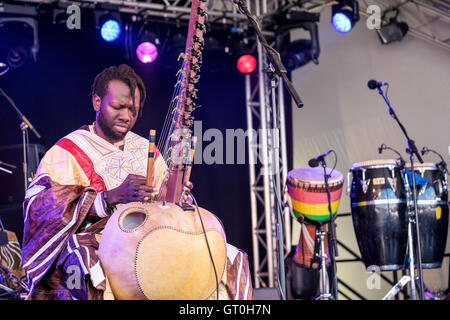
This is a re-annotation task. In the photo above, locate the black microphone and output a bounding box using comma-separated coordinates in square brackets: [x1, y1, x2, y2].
[378, 144, 386, 154]
[308, 150, 332, 167]
[368, 79, 388, 90]
[420, 147, 429, 156]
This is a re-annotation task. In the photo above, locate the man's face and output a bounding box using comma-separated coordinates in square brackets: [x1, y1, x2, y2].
[93, 80, 141, 143]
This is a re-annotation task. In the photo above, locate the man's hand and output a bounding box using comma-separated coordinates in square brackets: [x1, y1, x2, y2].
[108, 174, 157, 205]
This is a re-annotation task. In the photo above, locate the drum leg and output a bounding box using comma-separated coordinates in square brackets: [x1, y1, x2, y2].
[288, 222, 332, 300]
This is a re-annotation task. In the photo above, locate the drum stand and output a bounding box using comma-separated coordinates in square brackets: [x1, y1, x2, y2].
[308, 221, 332, 300]
[306, 160, 339, 300]
[374, 84, 425, 300]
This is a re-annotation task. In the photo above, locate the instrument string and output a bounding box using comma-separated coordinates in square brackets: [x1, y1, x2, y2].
[156, 57, 189, 199]
[162, 78, 185, 159]
[158, 61, 185, 153]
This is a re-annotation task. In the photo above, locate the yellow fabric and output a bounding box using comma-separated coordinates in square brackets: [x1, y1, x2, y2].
[35, 145, 90, 187]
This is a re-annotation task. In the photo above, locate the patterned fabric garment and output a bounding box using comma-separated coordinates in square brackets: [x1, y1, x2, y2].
[0, 230, 25, 280]
[22, 125, 253, 300]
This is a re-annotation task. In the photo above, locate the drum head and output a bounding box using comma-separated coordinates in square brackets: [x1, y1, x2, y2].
[351, 159, 399, 171]
[404, 162, 437, 170]
[287, 167, 344, 189]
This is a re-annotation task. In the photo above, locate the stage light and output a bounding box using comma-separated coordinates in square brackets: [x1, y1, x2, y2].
[100, 19, 121, 42]
[0, 18, 39, 69]
[237, 54, 257, 74]
[281, 39, 319, 71]
[230, 34, 256, 74]
[136, 41, 158, 63]
[377, 8, 409, 45]
[331, 0, 359, 33]
[135, 29, 159, 64]
[274, 11, 321, 71]
[95, 11, 122, 42]
[332, 12, 352, 33]
[377, 22, 408, 44]
[274, 10, 320, 71]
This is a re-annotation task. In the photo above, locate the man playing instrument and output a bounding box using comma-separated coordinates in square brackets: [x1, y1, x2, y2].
[22, 64, 253, 300]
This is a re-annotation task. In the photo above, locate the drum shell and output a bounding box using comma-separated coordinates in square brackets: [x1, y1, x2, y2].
[407, 166, 449, 268]
[350, 165, 408, 271]
[293, 224, 330, 269]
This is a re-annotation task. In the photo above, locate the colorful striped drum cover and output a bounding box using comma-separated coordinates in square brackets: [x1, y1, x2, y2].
[287, 167, 344, 222]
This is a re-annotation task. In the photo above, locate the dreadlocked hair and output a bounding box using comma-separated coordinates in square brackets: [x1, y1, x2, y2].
[90, 64, 147, 117]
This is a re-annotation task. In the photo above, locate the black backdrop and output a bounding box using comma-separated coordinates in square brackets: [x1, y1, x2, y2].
[0, 11, 257, 267]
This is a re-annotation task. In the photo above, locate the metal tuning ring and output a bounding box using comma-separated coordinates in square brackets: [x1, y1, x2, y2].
[195, 22, 206, 32]
[197, 7, 207, 17]
[191, 48, 202, 59]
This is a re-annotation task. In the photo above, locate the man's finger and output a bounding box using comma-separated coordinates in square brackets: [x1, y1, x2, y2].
[138, 185, 155, 192]
[132, 176, 148, 185]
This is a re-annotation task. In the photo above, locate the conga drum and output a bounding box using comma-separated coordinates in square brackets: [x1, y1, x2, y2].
[404, 162, 449, 269]
[349, 159, 408, 271]
[287, 167, 345, 268]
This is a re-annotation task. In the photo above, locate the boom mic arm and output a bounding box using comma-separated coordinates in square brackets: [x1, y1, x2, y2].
[379, 143, 405, 167]
[421, 147, 447, 174]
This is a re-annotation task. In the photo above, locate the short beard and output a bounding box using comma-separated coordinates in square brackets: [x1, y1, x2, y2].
[97, 109, 127, 142]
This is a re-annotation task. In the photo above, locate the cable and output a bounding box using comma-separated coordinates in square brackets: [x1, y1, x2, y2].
[190, 193, 220, 300]
[269, 174, 289, 300]
[328, 150, 338, 177]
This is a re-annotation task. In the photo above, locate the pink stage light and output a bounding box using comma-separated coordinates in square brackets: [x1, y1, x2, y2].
[136, 42, 158, 64]
[237, 54, 257, 74]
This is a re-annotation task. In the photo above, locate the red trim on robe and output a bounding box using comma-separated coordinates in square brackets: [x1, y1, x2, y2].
[56, 138, 106, 192]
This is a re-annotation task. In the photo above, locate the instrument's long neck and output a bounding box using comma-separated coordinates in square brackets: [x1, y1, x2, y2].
[156, 0, 206, 204]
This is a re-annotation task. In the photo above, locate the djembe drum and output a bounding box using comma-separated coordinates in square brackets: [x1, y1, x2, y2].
[286, 167, 344, 299]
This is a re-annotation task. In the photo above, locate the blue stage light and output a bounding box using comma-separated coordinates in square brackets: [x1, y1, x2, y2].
[332, 12, 352, 33]
[331, 1, 359, 34]
[100, 19, 121, 42]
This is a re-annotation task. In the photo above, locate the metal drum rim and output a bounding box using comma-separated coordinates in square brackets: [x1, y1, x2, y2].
[287, 167, 344, 188]
[350, 159, 399, 171]
[404, 163, 438, 169]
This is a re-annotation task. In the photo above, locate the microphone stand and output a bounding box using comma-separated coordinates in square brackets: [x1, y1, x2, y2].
[374, 85, 425, 300]
[320, 159, 338, 300]
[232, 0, 304, 108]
[0, 88, 41, 191]
[0, 159, 16, 175]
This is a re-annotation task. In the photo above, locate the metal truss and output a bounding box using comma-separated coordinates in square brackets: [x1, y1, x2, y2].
[3, 0, 248, 25]
[358, 0, 450, 52]
[244, 0, 292, 290]
[300, 0, 450, 52]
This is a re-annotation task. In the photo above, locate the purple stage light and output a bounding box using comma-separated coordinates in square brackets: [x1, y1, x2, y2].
[136, 42, 158, 64]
